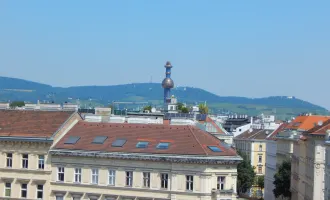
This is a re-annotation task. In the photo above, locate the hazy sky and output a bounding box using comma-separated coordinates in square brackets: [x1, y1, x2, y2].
[0, 1, 329, 108]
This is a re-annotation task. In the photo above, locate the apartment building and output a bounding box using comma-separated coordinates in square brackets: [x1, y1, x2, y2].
[325, 133, 330, 200]
[49, 122, 242, 200]
[234, 128, 270, 197]
[275, 115, 330, 167]
[291, 120, 330, 200]
[0, 110, 81, 199]
[264, 123, 287, 200]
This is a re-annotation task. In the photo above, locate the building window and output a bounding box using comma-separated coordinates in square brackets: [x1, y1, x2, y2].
[161, 173, 168, 189]
[259, 145, 263, 152]
[143, 172, 150, 188]
[91, 169, 99, 184]
[58, 167, 65, 182]
[74, 168, 81, 183]
[186, 175, 194, 191]
[217, 176, 225, 190]
[56, 197, 64, 200]
[5, 183, 11, 197]
[22, 154, 28, 169]
[21, 183, 27, 198]
[37, 185, 43, 199]
[38, 155, 45, 169]
[6, 153, 12, 168]
[108, 170, 116, 185]
[126, 171, 133, 187]
[258, 166, 262, 174]
[258, 155, 262, 163]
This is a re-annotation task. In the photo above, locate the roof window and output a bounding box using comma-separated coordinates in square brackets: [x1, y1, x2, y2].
[156, 142, 170, 149]
[136, 141, 149, 148]
[92, 136, 108, 144]
[64, 136, 80, 144]
[208, 146, 222, 152]
[111, 139, 127, 147]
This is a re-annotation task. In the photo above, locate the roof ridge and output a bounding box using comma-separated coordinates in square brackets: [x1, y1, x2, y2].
[188, 125, 208, 156]
[307, 119, 330, 134]
[248, 129, 263, 139]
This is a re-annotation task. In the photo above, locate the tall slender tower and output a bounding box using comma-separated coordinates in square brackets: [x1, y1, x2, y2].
[161, 61, 174, 104]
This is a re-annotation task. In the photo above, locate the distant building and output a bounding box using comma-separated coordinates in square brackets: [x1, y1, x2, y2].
[0, 102, 9, 110]
[50, 122, 242, 200]
[234, 128, 271, 198]
[223, 115, 252, 137]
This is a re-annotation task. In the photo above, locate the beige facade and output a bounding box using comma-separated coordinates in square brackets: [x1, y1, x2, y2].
[325, 140, 330, 200]
[0, 111, 81, 200]
[49, 154, 239, 200]
[234, 140, 266, 175]
[291, 134, 326, 200]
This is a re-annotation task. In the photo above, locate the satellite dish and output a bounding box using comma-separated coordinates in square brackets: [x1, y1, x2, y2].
[249, 128, 253, 133]
[266, 130, 269, 135]
[151, 108, 156, 113]
[318, 121, 323, 126]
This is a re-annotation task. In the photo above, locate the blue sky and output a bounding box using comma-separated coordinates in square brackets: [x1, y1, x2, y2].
[0, 1, 329, 108]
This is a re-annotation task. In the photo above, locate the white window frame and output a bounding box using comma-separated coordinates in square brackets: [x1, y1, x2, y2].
[108, 170, 116, 186]
[38, 155, 45, 169]
[5, 182, 11, 197]
[258, 155, 262, 163]
[258, 166, 262, 174]
[217, 176, 226, 190]
[125, 171, 133, 187]
[143, 172, 150, 188]
[160, 173, 169, 189]
[74, 168, 82, 183]
[259, 145, 262, 152]
[36, 185, 43, 200]
[6, 153, 12, 168]
[91, 168, 99, 184]
[57, 167, 65, 182]
[21, 183, 27, 198]
[22, 154, 28, 169]
[186, 175, 194, 191]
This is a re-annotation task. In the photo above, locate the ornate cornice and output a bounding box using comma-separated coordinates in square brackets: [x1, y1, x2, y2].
[50, 150, 242, 165]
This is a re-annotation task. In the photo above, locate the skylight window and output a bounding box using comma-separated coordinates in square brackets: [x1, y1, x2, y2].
[92, 136, 108, 144]
[64, 136, 80, 144]
[156, 142, 170, 149]
[136, 141, 149, 148]
[111, 139, 127, 147]
[208, 146, 222, 152]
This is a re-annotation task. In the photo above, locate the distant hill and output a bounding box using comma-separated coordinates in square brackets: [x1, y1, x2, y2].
[0, 76, 328, 119]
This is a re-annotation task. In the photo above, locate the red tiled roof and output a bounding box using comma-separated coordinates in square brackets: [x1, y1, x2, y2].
[306, 119, 330, 135]
[0, 110, 74, 138]
[285, 115, 330, 131]
[54, 122, 237, 156]
[235, 129, 273, 140]
[205, 117, 225, 134]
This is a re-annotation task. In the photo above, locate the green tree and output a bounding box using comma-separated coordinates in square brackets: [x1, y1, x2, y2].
[273, 160, 291, 199]
[181, 107, 189, 113]
[237, 151, 256, 194]
[177, 102, 184, 111]
[143, 105, 152, 112]
[10, 101, 25, 108]
[257, 175, 264, 190]
[198, 103, 209, 114]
